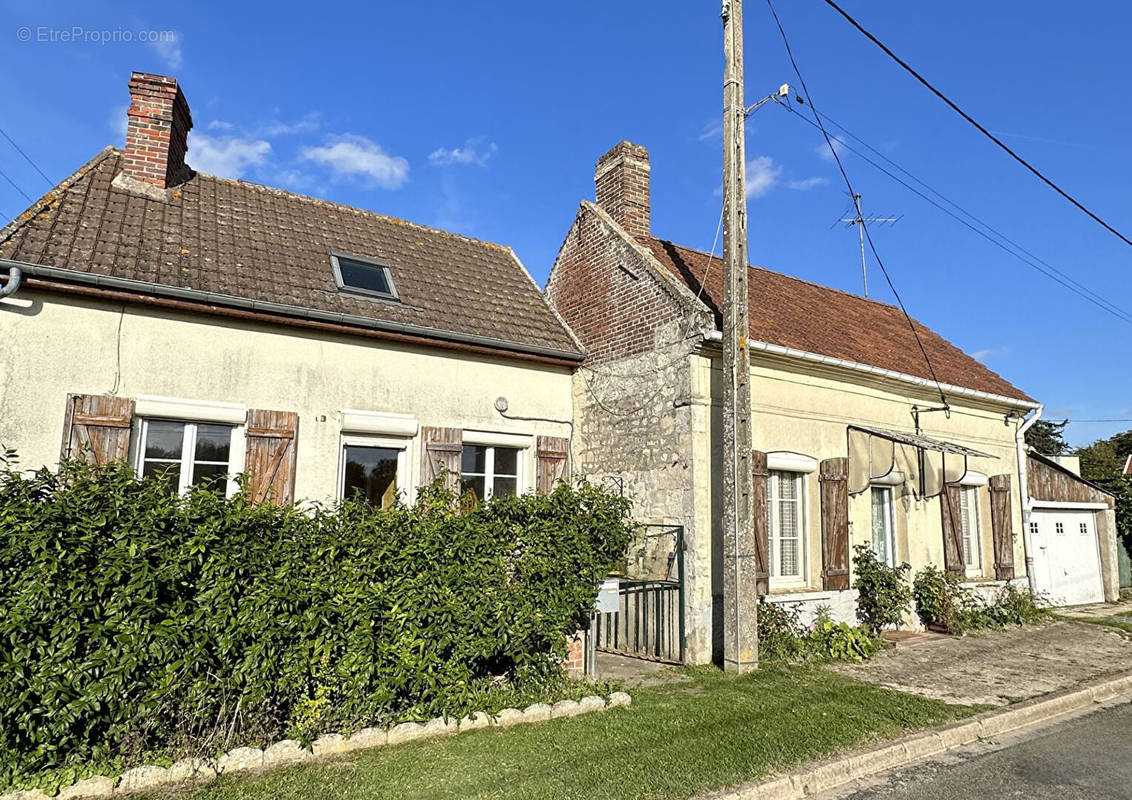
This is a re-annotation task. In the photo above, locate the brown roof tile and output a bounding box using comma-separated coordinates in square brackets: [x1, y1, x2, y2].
[0, 148, 580, 358]
[643, 236, 1033, 403]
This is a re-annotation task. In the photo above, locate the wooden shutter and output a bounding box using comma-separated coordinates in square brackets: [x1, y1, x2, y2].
[420, 426, 462, 492]
[535, 436, 569, 493]
[989, 474, 1015, 580]
[60, 394, 134, 464]
[244, 409, 298, 505]
[820, 457, 850, 590]
[751, 450, 770, 596]
[940, 484, 965, 577]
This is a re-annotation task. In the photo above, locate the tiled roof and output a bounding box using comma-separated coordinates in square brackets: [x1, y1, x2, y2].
[642, 237, 1034, 403]
[0, 148, 581, 358]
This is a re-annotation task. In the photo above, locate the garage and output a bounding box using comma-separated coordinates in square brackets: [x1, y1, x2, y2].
[1026, 452, 1119, 607]
[1030, 506, 1105, 606]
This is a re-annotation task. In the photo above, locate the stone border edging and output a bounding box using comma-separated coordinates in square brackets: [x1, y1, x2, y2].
[704, 673, 1132, 800]
[4, 692, 632, 800]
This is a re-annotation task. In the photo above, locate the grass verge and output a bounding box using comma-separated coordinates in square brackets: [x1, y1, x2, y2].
[146, 666, 975, 800]
[1055, 614, 1132, 635]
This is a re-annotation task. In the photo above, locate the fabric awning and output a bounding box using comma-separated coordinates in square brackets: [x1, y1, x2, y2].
[847, 425, 997, 499]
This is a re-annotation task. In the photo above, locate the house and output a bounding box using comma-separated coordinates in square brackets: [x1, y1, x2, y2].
[0, 73, 581, 507]
[1123, 454, 1132, 475]
[547, 141, 1069, 665]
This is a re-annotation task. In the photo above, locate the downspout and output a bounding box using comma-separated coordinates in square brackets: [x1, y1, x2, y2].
[0, 266, 21, 298]
[1015, 404, 1043, 594]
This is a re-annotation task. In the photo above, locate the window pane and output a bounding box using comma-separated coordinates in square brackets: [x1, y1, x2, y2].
[493, 447, 519, 476]
[191, 462, 228, 492]
[493, 477, 517, 498]
[343, 446, 400, 508]
[194, 424, 231, 463]
[460, 476, 485, 503]
[337, 258, 392, 295]
[144, 421, 185, 460]
[142, 460, 180, 494]
[871, 488, 890, 564]
[461, 445, 487, 474]
[779, 537, 799, 577]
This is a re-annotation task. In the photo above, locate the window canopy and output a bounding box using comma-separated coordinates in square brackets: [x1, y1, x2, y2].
[847, 425, 996, 499]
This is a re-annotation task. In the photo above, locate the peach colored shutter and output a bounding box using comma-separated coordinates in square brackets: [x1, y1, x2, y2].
[244, 410, 299, 505]
[535, 436, 569, 493]
[60, 394, 135, 464]
[940, 484, 965, 577]
[820, 457, 851, 590]
[751, 450, 770, 596]
[989, 474, 1015, 580]
[420, 426, 462, 493]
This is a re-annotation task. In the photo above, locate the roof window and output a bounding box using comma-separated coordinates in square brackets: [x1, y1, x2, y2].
[331, 253, 399, 301]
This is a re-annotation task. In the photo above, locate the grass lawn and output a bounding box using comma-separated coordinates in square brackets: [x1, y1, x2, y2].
[149, 666, 976, 800]
[1055, 613, 1132, 635]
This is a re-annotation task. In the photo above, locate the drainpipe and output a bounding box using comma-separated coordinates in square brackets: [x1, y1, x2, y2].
[1015, 404, 1043, 594]
[0, 266, 21, 298]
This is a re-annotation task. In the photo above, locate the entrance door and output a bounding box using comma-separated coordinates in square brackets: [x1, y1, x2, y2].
[1030, 509, 1104, 606]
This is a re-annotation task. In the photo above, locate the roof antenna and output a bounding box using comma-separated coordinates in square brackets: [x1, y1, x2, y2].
[837, 193, 900, 297]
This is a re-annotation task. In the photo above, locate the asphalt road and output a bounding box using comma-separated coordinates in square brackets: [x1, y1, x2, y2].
[841, 702, 1132, 800]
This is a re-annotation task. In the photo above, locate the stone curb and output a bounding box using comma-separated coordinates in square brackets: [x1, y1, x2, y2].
[6, 692, 632, 800]
[704, 672, 1132, 800]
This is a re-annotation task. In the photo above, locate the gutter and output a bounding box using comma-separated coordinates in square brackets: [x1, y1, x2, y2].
[1015, 405, 1043, 594]
[702, 330, 1037, 411]
[0, 259, 584, 366]
[0, 265, 20, 298]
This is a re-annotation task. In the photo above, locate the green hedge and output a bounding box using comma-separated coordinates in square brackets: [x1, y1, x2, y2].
[0, 458, 632, 780]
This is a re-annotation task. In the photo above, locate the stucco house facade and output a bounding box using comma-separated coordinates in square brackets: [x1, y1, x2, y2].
[546, 141, 1069, 665]
[0, 73, 580, 509]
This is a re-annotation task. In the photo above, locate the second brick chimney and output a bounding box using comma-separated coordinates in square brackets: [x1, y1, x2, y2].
[122, 72, 193, 189]
[594, 141, 650, 239]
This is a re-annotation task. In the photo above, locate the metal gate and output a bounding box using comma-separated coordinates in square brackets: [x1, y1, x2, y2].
[593, 524, 685, 663]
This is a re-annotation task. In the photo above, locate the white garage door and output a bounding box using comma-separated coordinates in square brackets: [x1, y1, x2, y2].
[1030, 509, 1104, 607]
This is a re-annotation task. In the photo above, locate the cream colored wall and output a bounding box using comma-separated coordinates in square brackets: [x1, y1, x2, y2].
[0, 290, 574, 503]
[694, 348, 1031, 611]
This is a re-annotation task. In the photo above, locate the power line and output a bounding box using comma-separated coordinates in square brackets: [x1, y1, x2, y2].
[765, 0, 949, 408]
[0, 163, 34, 204]
[0, 125, 52, 186]
[822, 0, 1132, 250]
[777, 102, 1132, 327]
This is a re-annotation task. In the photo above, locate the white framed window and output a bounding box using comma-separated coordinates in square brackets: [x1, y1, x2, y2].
[959, 485, 981, 571]
[767, 470, 805, 582]
[338, 434, 409, 509]
[1080, 522, 1089, 536]
[1029, 521, 1039, 537]
[461, 444, 522, 501]
[137, 419, 234, 495]
[870, 486, 897, 566]
[1055, 521, 1065, 536]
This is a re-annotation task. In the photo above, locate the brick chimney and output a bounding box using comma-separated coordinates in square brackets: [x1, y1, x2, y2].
[594, 141, 650, 239]
[122, 72, 193, 189]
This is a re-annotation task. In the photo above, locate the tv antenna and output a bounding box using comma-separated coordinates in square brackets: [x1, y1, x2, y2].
[838, 193, 900, 297]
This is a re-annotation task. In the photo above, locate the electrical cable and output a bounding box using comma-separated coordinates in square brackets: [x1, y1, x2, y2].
[822, 0, 1132, 250]
[766, 0, 949, 408]
[0, 125, 53, 186]
[0, 163, 35, 204]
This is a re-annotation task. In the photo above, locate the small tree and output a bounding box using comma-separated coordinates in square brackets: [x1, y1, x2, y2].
[1025, 419, 1069, 456]
[853, 544, 912, 635]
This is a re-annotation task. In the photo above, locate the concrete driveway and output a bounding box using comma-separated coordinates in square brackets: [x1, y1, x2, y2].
[834, 620, 1132, 707]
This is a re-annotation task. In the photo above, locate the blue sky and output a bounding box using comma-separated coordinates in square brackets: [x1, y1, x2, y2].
[1, 1, 1129, 445]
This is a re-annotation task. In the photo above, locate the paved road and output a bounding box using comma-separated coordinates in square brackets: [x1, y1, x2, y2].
[841, 702, 1132, 800]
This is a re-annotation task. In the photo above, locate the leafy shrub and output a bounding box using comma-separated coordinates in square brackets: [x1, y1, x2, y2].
[0, 458, 633, 784]
[757, 600, 881, 663]
[852, 544, 912, 635]
[913, 565, 1048, 635]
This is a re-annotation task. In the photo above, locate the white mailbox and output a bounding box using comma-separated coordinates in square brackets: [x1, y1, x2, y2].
[595, 577, 620, 614]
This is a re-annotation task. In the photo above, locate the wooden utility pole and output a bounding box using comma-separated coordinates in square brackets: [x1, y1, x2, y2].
[721, 0, 758, 673]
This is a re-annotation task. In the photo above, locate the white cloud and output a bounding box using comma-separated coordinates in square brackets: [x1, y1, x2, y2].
[258, 113, 321, 137]
[786, 176, 827, 191]
[187, 133, 271, 179]
[301, 135, 409, 189]
[207, 120, 234, 131]
[698, 120, 723, 142]
[815, 136, 846, 162]
[109, 104, 128, 144]
[745, 156, 782, 198]
[147, 31, 183, 70]
[428, 137, 498, 167]
[971, 346, 1009, 364]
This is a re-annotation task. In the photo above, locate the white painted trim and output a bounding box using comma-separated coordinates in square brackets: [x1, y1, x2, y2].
[461, 429, 534, 448]
[337, 433, 411, 505]
[955, 470, 989, 487]
[744, 338, 1038, 410]
[766, 451, 818, 473]
[1031, 500, 1110, 511]
[135, 395, 247, 425]
[870, 470, 906, 487]
[339, 409, 418, 437]
[766, 589, 837, 603]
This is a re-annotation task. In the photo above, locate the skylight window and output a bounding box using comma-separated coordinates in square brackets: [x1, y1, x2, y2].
[331, 253, 399, 301]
